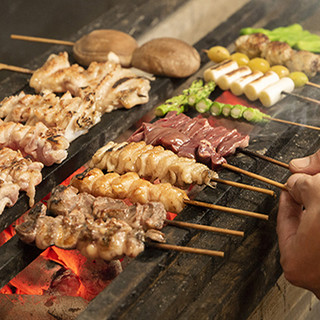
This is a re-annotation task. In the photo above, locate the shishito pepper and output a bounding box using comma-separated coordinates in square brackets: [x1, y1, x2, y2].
[240, 23, 320, 53]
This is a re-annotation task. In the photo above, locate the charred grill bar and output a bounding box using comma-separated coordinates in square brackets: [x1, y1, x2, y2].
[0, 0, 320, 319]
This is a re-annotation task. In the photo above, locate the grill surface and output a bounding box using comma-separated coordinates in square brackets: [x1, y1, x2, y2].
[0, 0, 320, 319]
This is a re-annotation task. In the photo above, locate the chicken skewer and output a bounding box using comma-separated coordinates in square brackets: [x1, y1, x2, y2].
[0, 53, 151, 142]
[15, 186, 227, 260]
[0, 147, 43, 214]
[70, 168, 269, 219]
[0, 120, 69, 166]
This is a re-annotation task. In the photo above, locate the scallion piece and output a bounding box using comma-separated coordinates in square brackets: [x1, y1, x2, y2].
[222, 104, 233, 117]
[195, 98, 213, 113]
[230, 104, 247, 119]
[210, 101, 224, 116]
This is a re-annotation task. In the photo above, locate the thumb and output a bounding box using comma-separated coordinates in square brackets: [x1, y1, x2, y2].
[289, 149, 320, 175]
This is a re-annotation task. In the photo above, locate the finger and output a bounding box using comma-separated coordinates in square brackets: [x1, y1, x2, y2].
[277, 191, 302, 248]
[289, 149, 320, 174]
[286, 173, 320, 209]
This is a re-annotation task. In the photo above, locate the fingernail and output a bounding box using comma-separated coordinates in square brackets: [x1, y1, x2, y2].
[291, 156, 310, 169]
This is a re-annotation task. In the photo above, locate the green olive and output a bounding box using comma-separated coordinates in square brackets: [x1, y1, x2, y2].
[288, 71, 309, 87]
[248, 58, 270, 73]
[207, 46, 230, 63]
[230, 52, 249, 66]
[270, 65, 290, 78]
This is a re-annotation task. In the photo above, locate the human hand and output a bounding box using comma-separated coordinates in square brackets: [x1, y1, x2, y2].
[277, 172, 320, 298]
[289, 149, 320, 174]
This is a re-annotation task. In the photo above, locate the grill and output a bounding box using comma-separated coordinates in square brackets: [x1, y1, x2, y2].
[0, 0, 320, 319]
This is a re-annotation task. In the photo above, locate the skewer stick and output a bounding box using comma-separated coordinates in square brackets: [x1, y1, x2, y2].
[210, 177, 275, 196]
[265, 116, 320, 131]
[307, 81, 320, 89]
[165, 219, 244, 237]
[148, 242, 225, 257]
[183, 199, 269, 220]
[11, 34, 75, 46]
[283, 91, 320, 105]
[0, 63, 33, 74]
[238, 148, 289, 169]
[221, 163, 286, 190]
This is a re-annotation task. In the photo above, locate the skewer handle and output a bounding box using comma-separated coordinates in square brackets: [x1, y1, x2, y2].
[0, 63, 33, 74]
[148, 242, 225, 257]
[307, 81, 320, 89]
[210, 176, 275, 196]
[238, 148, 289, 169]
[11, 34, 74, 46]
[221, 163, 286, 190]
[184, 199, 269, 220]
[165, 219, 244, 237]
[283, 91, 320, 106]
[266, 116, 320, 131]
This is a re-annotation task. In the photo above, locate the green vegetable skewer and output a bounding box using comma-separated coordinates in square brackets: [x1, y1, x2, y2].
[155, 79, 216, 117]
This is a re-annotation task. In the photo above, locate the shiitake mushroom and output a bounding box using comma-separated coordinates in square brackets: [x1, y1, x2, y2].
[131, 37, 201, 78]
[73, 29, 138, 67]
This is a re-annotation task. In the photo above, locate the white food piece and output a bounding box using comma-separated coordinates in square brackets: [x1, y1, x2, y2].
[259, 77, 295, 107]
[244, 71, 280, 101]
[203, 60, 238, 83]
[217, 66, 252, 91]
[230, 70, 263, 96]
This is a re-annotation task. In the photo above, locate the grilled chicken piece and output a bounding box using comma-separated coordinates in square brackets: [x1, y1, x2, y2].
[285, 50, 320, 77]
[16, 185, 167, 261]
[30, 52, 84, 94]
[29, 51, 151, 111]
[89, 141, 216, 188]
[77, 217, 146, 261]
[0, 120, 69, 166]
[261, 41, 293, 66]
[15, 203, 47, 244]
[0, 147, 43, 212]
[71, 169, 188, 213]
[0, 181, 20, 214]
[235, 33, 270, 58]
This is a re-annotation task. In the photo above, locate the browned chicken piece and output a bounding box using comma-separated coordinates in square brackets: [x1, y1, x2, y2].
[77, 217, 146, 261]
[29, 51, 151, 111]
[261, 41, 293, 66]
[30, 52, 85, 94]
[15, 203, 47, 244]
[0, 147, 43, 213]
[0, 91, 58, 121]
[71, 168, 189, 213]
[89, 141, 217, 188]
[81, 65, 151, 113]
[235, 33, 270, 58]
[285, 50, 320, 77]
[0, 120, 69, 166]
[0, 181, 20, 214]
[16, 185, 167, 261]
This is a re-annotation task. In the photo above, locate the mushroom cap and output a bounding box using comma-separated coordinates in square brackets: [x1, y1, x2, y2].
[73, 29, 138, 67]
[131, 37, 201, 78]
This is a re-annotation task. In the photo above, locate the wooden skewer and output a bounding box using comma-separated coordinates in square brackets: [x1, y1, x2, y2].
[165, 219, 244, 237]
[283, 91, 320, 106]
[238, 148, 289, 169]
[306, 81, 320, 89]
[210, 177, 275, 196]
[11, 34, 74, 46]
[0, 63, 33, 74]
[221, 163, 286, 190]
[183, 198, 269, 220]
[148, 242, 225, 257]
[265, 116, 320, 131]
